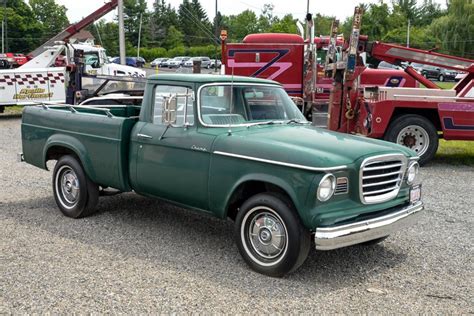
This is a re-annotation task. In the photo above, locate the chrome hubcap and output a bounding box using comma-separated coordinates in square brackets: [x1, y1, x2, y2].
[397, 125, 430, 156]
[56, 166, 80, 208]
[248, 210, 287, 260]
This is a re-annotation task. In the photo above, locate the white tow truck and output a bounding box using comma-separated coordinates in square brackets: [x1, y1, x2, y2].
[0, 43, 145, 112]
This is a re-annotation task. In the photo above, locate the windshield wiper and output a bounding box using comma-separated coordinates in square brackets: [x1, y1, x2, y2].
[246, 120, 280, 128]
[286, 119, 310, 125]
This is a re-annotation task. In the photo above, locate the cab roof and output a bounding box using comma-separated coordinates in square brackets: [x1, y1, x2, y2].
[147, 73, 280, 85]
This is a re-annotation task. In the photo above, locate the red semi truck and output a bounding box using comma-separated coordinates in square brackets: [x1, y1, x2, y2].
[222, 32, 418, 121]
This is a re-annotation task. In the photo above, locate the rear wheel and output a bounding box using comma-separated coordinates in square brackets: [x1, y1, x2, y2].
[53, 155, 99, 218]
[384, 114, 438, 165]
[234, 193, 311, 277]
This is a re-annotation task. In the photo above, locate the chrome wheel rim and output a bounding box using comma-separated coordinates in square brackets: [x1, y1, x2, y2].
[55, 166, 80, 209]
[397, 125, 430, 156]
[241, 206, 288, 266]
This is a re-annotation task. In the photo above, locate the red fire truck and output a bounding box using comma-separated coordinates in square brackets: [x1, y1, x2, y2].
[222, 31, 418, 120]
[324, 7, 473, 164]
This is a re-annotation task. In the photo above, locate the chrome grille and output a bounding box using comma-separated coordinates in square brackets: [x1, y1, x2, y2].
[360, 154, 407, 204]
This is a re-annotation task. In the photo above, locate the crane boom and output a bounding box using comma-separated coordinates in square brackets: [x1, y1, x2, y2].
[29, 0, 118, 58]
[366, 41, 474, 74]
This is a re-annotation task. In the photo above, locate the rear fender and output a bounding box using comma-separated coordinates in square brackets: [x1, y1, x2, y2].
[43, 134, 97, 183]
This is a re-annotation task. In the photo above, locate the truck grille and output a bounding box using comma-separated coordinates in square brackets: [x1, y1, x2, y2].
[360, 154, 407, 204]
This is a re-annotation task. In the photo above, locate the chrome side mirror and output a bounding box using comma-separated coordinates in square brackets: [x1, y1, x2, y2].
[162, 95, 177, 125]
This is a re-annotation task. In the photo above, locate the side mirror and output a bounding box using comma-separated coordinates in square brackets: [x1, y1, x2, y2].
[162, 95, 177, 125]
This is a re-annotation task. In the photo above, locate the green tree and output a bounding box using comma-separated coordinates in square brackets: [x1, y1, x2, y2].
[270, 14, 298, 34]
[429, 0, 474, 58]
[163, 25, 184, 49]
[88, 20, 119, 56]
[178, 0, 214, 46]
[1, 0, 43, 53]
[123, 0, 148, 48]
[223, 10, 259, 41]
[29, 0, 69, 38]
[149, 0, 179, 47]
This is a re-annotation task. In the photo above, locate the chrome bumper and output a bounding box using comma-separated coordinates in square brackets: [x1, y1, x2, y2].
[315, 201, 423, 250]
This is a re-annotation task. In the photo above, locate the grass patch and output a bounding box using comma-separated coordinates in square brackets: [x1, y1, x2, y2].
[1, 105, 23, 116]
[434, 140, 474, 166]
[436, 81, 456, 89]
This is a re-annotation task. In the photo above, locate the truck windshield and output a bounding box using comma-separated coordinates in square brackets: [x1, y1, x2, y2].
[199, 84, 306, 126]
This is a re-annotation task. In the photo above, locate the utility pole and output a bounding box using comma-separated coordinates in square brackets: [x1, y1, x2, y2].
[2, 0, 6, 54]
[118, 0, 126, 65]
[214, 0, 218, 72]
[407, 19, 410, 48]
[137, 13, 142, 58]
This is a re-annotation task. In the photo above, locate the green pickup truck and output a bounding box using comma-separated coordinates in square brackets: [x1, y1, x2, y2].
[21, 74, 423, 277]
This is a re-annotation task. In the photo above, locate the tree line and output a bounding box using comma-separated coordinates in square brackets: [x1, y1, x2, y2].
[1, 0, 472, 61]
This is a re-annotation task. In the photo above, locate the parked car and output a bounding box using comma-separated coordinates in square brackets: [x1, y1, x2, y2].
[418, 64, 438, 79]
[111, 57, 140, 68]
[210, 59, 222, 69]
[437, 68, 458, 82]
[167, 56, 191, 68]
[136, 57, 146, 68]
[150, 58, 169, 68]
[184, 56, 211, 68]
[377, 61, 401, 70]
[21, 74, 423, 277]
[455, 72, 467, 81]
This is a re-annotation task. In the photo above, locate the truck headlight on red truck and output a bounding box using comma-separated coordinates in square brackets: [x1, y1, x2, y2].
[317, 174, 336, 202]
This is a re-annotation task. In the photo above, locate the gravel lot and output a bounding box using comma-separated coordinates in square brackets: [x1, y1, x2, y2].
[1, 117, 472, 313]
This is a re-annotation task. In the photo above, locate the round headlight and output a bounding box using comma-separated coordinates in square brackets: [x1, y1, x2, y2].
[406, 162, 419, 184]
[317, 174, 336, 202]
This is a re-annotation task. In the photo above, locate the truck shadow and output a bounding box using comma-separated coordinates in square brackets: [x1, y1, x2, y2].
[2, 193, 408, 293]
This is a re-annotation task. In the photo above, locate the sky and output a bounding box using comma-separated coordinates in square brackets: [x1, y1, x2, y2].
[57, 0, 447, 24]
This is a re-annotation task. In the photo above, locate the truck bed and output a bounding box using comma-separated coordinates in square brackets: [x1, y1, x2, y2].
[21, 105, 140, 191]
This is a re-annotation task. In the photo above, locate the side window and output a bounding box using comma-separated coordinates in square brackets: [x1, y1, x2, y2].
[153, 85, 194, 126]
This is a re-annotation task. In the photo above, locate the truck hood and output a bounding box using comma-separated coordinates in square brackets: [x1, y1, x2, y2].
[212, 125, 415, 169]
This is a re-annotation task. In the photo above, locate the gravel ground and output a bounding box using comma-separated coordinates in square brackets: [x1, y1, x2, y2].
[1, 117, 472, 313]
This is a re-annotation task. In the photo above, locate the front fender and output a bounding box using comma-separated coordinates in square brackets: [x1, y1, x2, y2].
[211, 170, 316, 225]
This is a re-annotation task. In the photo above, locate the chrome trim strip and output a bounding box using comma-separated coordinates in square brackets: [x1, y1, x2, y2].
[315, 201, 423, 250]
[213, 151, 347, 172]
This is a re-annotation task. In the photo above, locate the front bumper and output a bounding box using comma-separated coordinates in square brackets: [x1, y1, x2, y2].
[314, 201, 423, 250]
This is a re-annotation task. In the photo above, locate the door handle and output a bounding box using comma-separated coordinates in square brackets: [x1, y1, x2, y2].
[137, 133, 153, 139]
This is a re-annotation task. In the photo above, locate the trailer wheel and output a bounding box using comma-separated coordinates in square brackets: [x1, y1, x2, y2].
[234, 193, 311, 277]
[52, 155, 99, 218]
[384, 114, 438, 165]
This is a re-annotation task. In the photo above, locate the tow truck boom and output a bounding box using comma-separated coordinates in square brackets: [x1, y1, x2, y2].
[28, 0, 118, 58]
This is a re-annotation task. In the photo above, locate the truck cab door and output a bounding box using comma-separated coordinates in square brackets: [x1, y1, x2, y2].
[132, 85, 215, 211]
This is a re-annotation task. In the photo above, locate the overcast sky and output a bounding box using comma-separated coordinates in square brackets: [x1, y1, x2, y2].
[57, 0, 446, 24]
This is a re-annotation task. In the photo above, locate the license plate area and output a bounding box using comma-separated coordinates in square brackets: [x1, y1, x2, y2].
[410, 185, 421, 204]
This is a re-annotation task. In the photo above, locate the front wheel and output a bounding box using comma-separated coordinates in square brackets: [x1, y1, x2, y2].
[439, 74, 444, 82]
[384, 114, 438, 165]
[234, 193, 311, 277]
[53, 155, 99, 218]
